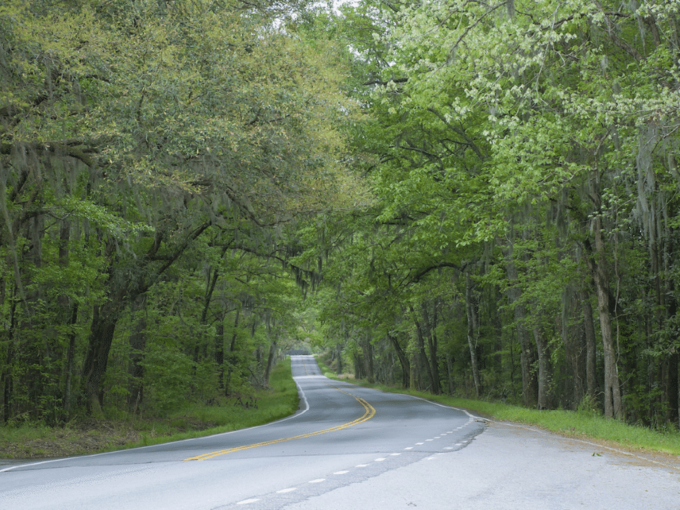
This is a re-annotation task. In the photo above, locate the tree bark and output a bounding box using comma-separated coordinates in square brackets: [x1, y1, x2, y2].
[224, 308, 240, 396]
[63, 303, 78, 420]
[446, 354, 455, 395]
[336, 343, 343, 375]
[2, 293, 17, 423]
[670, 351, 679, 426]
[504, 248, 537, 407]
[82, 303, 118, 417]
[57, 218, 79, 420]
[128, 294, 147, 414]
[364, 338, 375, 383]
[668, 282, 679, 425]
[532, 326, 551, 410]
[412, 307, 435, 391]
[581, 290, 599, 402]
[559, 290, 585, 409]
[263, 340, 277, 385]
[353, 351, 365, 379]
[422, 302, 442, 394]
[80, 221, 211, 416]
[215, 320, 225, 389]
[465, 272, 482, 398]
[387, 333, 410, 389]
[584, 214, 623, 419]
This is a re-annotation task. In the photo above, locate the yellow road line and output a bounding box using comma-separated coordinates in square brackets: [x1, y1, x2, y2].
[184, 386, 375, 462]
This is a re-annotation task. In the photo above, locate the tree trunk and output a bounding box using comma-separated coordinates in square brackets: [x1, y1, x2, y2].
[215, 320, 225, 389]
[63, 303, 78, 420]
[2, 293, 17, 423]
[532, 327, 551, 410]
[446, 354, 455, 395]
[581, 290, 599, 402]
[353, 351, 365, 379]
[504, 249, 537, 407]
[336, 344, 343, 375]
[422, 302, 442, 394]
[128, 294, 147, 414]
[412, 308, 435, 391]
[559, 289, 585, 410]
[668, 283, 679, 425]
[387, 334, 410, 389]
[263, 340, 277, 385]
[57, 218, 79, 420]
[224, 308, 240, 396]
[364, 338, 375, 383]
[669, 352, 679, 426]
[82, 303, 119, 417]
[465, 272, 482, 398]
[585, 214, 623, 419]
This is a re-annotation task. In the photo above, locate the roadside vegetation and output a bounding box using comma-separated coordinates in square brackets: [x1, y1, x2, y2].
[3, 0, 680, 459]
[0, 0, 360, 443]
[317, 355, 680, 457]
[0, 361, 297, 459]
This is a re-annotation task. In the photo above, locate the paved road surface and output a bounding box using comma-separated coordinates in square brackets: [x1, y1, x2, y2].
[1, 355, 679, 509]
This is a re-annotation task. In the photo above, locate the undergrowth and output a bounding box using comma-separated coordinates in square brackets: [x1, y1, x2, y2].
[0, 360, 298, 459]
[315, 355, 680, 457]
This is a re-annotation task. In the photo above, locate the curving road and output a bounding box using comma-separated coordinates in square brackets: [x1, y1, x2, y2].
[2, 355, 678, 509]
[0, 356, 485, 509]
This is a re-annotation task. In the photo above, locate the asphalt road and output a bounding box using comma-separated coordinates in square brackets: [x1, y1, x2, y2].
[2, 355, 679, 509]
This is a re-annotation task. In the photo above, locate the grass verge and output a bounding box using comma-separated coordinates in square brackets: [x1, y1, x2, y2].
[327, 371, 680, 457]
[315, 358, 339, 380]
[0, 360, 298, 459]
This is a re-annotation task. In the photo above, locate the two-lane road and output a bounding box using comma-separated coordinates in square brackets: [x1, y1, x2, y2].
[1, 356, 486, 509]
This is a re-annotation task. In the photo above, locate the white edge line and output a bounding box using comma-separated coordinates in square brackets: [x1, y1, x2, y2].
[405, 394, 480, 420]
[0, 374, 312, 474]
[345, 378, 674, 471]
[312, 373, 677, 474]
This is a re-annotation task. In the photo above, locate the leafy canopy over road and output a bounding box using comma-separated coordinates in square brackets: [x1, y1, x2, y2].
[2, 0, 680, 433]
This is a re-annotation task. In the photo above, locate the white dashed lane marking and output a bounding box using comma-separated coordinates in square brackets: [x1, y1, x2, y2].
[261, 421, 481, 503]
[242, 423, 480, 506]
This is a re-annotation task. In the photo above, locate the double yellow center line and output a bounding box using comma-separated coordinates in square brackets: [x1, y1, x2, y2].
[184, 386, 376, 462]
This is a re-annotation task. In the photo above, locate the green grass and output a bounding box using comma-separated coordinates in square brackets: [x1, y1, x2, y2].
[315, 357, 340, 380]
[0, 360, 299, 458]
[334, 376, 680, 457]
[105, 359, 299, 452]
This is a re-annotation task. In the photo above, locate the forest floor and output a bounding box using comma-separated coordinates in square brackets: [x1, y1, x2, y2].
[315, 355, 680, 458]
[0, 360, 298, 460]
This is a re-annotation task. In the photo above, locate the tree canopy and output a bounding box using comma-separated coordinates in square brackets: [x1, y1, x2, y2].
[2, 0, 680, 430]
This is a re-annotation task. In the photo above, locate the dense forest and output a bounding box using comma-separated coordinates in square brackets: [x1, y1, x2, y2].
[2, 0, 680, 431]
